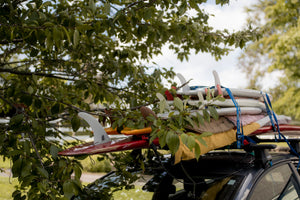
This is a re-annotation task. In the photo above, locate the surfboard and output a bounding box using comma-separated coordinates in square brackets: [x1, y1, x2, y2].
[58, 136, 159, 156]
[176, 71, 272, 100]
[157, 107, 263, 119]
[164, 99, 266, 109]
[250, 124, 300, 135]
[59, 112, 300, 157]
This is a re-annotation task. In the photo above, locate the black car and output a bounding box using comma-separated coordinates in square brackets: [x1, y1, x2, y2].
[76, 141, 300, 200]
[147, 145, 300, 200]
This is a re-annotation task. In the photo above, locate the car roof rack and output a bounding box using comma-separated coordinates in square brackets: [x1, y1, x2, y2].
[243, 143, 276, 168]
[250, 136, 300, 156]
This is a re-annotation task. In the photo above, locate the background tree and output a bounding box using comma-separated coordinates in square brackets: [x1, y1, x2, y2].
[0, 0, 258, 199]
[239, 0, 300, 121]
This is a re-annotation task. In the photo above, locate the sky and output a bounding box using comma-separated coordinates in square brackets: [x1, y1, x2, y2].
[150, 0, 274, 90]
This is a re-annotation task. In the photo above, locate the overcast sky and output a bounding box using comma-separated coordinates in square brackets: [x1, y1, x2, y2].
[151, 0, 267, 90]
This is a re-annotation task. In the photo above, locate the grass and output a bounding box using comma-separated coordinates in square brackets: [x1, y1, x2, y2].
[1, 154, 112, 173]
[113, 187, 153, 200]
[0, 176, 152, 200]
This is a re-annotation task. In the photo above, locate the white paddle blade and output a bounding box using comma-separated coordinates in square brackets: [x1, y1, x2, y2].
[78, 112, 111, 145]
[176, 73, 190, 92]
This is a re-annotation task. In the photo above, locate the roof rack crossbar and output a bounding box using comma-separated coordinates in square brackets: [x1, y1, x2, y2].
[244, 143, 276, 169]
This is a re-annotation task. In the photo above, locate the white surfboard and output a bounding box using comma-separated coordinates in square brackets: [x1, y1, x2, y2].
[176, 72, 272, 100]
[157, 107, 263, 119]
[164, 99, 266, 109]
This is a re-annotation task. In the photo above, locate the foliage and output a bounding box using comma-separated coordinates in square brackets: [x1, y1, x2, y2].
[150, 91, 224, 160]
[0, 0, 259, 199]
[0, 177, 19, 200]
[73, 151, 143, 200]
[238, 0, 300, 120]
[80, 155, 112, 173]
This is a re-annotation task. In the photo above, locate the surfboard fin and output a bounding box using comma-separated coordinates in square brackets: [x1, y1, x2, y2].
[212, 70, 223, 96]
[176, 73, 190, 92]
[78, 112, 111, 145]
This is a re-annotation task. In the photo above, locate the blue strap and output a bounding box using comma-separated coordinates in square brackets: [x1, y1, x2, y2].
[225, 88, 244, 148]
[261, 93, 279, 140]
[244, 136, 256, 144]
[262, 92, 300, 169]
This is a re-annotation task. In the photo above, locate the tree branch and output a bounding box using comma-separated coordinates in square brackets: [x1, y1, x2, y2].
[27, 92, 107, 116]
[0, 39, 24, 45]
[0, 95, 18, 110]
[0, 68, 75, 81]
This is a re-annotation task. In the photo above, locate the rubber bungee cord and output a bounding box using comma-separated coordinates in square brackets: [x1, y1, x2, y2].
[225, 88, 244, 148]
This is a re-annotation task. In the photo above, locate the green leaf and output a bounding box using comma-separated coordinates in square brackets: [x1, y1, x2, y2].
[50, 145, 59, 159]
[173, 97, 183, 111]
[200, 132, 213, 137]
[158, 131, 167, 148]
[9, 114, 24, 128]
[51, 103, 60, 115]
[21, 94, 33, 106]
[103, 2, 110, 15]
[34, 99, 42, 109]
[215, 95, 226, 102]
[197, 137, 207, 147]
[197, 91, 204, 102]
[73, 29, 79, 47]
[149, 132, 157, 144]
[12, 158, 22, 177]
[202, 109, 210, 122]
[21, 161, 32, 177]
[62, 26, 71, 44]
[181, 133, 188, 146]
[63, 181, 74, 199]
[28, 86, 34, 94]
[196, 112, 205, 125]
[159, 99, 166, 113]
[40, 1, 52, 9]
[239, 39, 245, 48]
[166, 132, 179, 154]
[74, 164, 82, 181]
[30, 48, 39, 57]
[206, 88, 212, 101]
[194, 143, 201, 160]
[37, 167, 49, 179]
[189, 0, 200, 11]
[185, 116, 194, 127]
[71, 115, 81, 132]
[43, 22, 55, 27]
[24, 140, 30, 155]
[37, 180, 47, 193]
[89, 0, 96, 14]
[144, 8, 153, 20]
[187, 135, 195, 151]
[208, 106, 219, 120]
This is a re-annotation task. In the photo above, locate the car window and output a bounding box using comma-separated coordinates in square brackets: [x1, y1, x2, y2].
[166, 175, 244, 200]
[249, 164, 300, 200]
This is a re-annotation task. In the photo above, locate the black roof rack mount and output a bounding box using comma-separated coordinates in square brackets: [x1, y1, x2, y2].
[244, 143, 277, 168]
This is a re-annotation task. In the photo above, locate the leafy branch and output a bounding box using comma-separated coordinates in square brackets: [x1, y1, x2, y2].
[150, 91, 224, 160]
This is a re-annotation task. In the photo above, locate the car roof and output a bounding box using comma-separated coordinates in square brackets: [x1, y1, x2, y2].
[168, 149, 299, 180]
